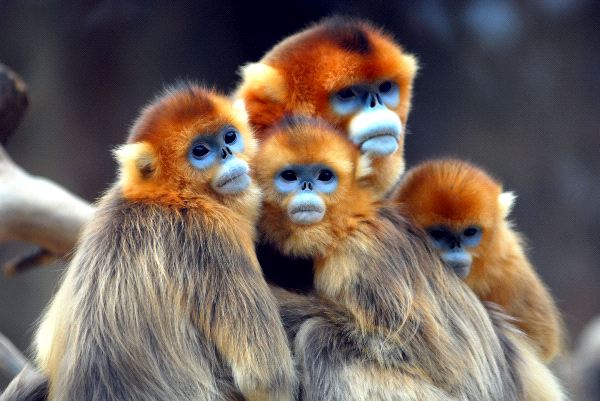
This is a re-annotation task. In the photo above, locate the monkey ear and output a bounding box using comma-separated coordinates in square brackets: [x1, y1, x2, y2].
[402, 54, 419, 78]
[113, 142, 156, 180]
[239, 63, 287, 103]
[498, 191, 516, 218]
[232, 98, 249, 125]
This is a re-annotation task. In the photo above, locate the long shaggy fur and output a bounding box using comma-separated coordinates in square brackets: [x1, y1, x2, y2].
[255, 121, 531, 400]
[34, 84, 296, 401]
[396, 158, 564, 362]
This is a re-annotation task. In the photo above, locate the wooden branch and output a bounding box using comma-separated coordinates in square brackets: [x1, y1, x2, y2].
[0, 63, 28, 145]
[0, 61, 94, 275]
[0, 333, 29, 380]
[572, 316, 600, 401]
[0, 146, 94, 275]
[0, 366, 47, 401]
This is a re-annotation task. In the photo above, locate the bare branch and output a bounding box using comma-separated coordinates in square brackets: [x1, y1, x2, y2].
[0, 333, 29, 380]
[0, 366, 47, 401]
[0, 63, 28, 145]
[571, 316, 600, 401]
[0, 146, 94, 275]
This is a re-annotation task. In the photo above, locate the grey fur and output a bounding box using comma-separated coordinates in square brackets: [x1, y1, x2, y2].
[35, 188, 296, 401]
[0, 367, 48, 401]
[273, 206, 524, 401]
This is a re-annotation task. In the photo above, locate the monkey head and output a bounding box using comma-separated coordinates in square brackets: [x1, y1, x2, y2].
[237, 17, 418, 196]
[114, 83, 258, 212]
[254, 117, 371, 258]
[396, 159, 516, 279]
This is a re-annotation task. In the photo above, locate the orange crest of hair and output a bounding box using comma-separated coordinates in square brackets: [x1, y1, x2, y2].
[237, 16, 418, 137]
[114, 83, 256, 207]
[397, 159, 503, 230]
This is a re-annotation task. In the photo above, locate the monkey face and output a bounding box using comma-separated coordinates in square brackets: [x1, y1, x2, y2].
[397, 159, 508, 280]
[188, 126, 251, 195]
[254, 118, 362, 256]
[426, 225, 483, 278]
[330, 80, 403, 156]
[116, 84, 258, 205]
[273, 163, 338, 225]
[237, 17, 417, 148]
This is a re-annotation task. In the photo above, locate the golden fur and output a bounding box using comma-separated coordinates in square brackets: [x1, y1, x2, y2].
[396, 158, 564, 362]
[34, 83, 296, 401]
[254, 119, 567, 400]
[236, 16, 418, 197]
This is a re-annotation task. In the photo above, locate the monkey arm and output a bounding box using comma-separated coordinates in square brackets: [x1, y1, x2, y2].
[189, 234, 297, 401]
[488, 227, 564, 362]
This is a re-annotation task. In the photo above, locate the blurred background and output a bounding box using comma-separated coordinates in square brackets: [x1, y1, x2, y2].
[1, 0, 598, 396]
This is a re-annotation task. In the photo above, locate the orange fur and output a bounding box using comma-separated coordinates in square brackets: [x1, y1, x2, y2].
[253, 119, 375, 260]
[116, 84, 259, 221]
[236, 16, 418, 197]
[396, 158, 564, 361]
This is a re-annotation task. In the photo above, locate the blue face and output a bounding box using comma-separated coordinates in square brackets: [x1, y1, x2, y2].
[273, 164, 338, 225]
[330, 80, 403, 156]
[330, 80, 400, 116]
[188, 126, 251, 195]
[426, 225, 483, 278]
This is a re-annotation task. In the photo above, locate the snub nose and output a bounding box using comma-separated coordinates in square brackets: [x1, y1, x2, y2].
[368, 93, 382, 108]
[301, 182, 313, 191]
[221, 147, 232, 159]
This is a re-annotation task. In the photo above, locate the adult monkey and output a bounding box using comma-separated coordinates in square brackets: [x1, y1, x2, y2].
[32, 84, 296, 401]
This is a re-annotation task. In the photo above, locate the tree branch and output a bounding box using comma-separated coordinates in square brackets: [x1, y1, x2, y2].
[0, 63, 28, 145]
[0, 146, 94, 275]
[0, 333, 29, 380]
[0, 62, 94, 275]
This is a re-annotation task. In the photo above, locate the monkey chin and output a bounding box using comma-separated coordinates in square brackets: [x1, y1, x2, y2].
[441, 251, 472, 279]
[211, 159, 251, 195]
[287, 194, 326, 225]
[348, 108, 403, 156]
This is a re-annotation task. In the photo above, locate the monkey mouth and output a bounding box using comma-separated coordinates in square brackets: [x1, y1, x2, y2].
[360, 129, 400, 143]
[213, 167, 251, 195]
[289, 205, 325, 225]
[357, 130, 400, 156]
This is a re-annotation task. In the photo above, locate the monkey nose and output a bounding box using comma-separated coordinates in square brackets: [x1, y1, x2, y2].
[221, 147, 232, 159]
[450, 240, 461, 250]
[301, 182, 313, 191]
[367, 93, 382, 108]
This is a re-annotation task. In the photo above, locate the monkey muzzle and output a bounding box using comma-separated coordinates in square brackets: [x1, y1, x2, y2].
[287, 193, 326, 225]
[212, 158, 251, 195]
[441, 250, 472, 279]
[349, 108, 403, 156]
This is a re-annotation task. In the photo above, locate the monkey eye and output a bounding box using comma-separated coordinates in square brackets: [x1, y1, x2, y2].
[317, 169, 334, 182]
[428, 229, 447, 241]
[464, 227, 480, 237]
[379, 81, 393, 93]
[280, 170, 298, 181]
[224, 130, 237, 145]
[336, 87, 356, 100]
[191, 144, 210, 159]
